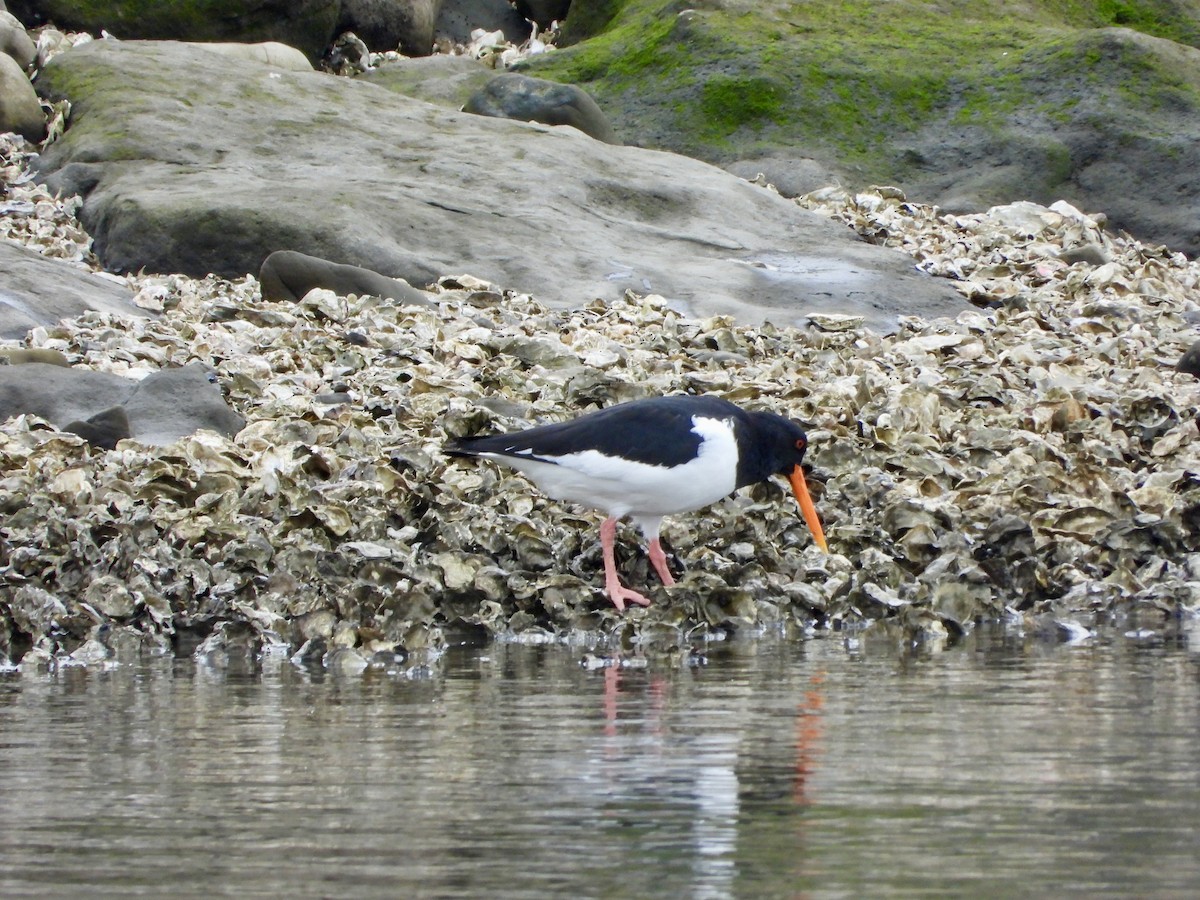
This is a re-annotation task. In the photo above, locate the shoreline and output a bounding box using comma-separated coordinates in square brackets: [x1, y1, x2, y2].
[2, 137, 1199, 671]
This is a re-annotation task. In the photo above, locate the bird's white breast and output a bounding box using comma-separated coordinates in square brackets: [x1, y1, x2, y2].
[485, 415, 740, 518]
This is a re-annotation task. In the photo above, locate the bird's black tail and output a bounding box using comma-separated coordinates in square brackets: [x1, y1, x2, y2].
[442, 438, 476, 458]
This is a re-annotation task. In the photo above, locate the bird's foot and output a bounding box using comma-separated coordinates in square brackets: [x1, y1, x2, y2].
[606, 582, 653, 612]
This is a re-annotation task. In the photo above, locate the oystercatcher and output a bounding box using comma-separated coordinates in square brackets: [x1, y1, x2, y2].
[444, 395, 828, 611]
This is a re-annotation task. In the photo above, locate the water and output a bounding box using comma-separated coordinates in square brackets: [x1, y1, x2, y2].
[2, 625, 1199, 898]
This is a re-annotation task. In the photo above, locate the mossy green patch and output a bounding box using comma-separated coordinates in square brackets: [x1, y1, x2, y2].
[1093, 0, 1200, 44]
[522, 0, 1200, 180]
[698, 75, 785, 136]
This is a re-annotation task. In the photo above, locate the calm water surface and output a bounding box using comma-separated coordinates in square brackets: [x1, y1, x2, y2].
[2, 625, 1199, 898]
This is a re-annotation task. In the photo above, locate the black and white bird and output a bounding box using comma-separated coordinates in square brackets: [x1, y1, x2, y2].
[443, 395, 828, 611]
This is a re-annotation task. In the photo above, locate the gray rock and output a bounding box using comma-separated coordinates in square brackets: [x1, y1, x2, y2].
[259, 249, 434, 307]
[63, 405, 132, 449]
[1178, 340, 1200, 378]
[1, 10, 35, 68]
[0, 348, 69, 365]
[121, 363, 244, 445]
[0, 362, 132, 425]
[463, 71, 619, 143]
[0, 51, 41, 141]
[184, 40, 313, 71]
[0, 361, 244, 445]
[894, 31, 1200, 256]
[5, 0, 340, 61]
[337, 0, 443, 55]
[0, 241, 143, 339]
[33, 40, 968, 333]
[515, 0, 570, 27]
[436, 0, 531, 46]
[724, 156, 846, 199]
[363, 54, 495, 108]
[562, 17, 1200, 256]
[1058, 243, 1109, 267]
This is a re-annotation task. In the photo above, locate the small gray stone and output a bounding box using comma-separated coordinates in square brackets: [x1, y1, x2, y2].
[122, 364, 245, 445]
[63, 405, 132, 449]
[464, 72, 619, 144]
[1058, 243, 1109, 266]
[1177, 339, 1200, 377]
[259, 249, 434, 308]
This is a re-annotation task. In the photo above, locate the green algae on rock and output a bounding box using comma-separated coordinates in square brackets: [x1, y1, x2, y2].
[521, 0, 1200, 254]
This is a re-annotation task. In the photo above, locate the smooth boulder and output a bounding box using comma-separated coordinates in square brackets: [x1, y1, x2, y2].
[187, 40, 313, 71]
[337, 0, 443, 55]
[463, 72, 619, 144]
[259, 249, 435, 307]
[0, 51, 41, 140]
[1, 10, 36, 68]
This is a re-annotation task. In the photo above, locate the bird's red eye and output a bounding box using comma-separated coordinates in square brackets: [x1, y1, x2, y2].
[795, 438, 806, 451]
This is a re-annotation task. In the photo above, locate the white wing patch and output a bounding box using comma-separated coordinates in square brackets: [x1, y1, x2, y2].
[482, 415, 740, 519]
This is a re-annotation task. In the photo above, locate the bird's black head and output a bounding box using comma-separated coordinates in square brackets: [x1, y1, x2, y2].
[734, 410, 811, 485]
[737, 409, 827, 553]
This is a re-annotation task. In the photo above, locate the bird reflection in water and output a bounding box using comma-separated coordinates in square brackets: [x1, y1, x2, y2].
[793, 671, 826, 807]
[594, 659, 828, 809]
[589, 656, 827, 894]
[601, 662, 667, 742]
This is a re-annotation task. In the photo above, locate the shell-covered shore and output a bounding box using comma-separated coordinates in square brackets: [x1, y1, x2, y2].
[2, 134, 1199, 671]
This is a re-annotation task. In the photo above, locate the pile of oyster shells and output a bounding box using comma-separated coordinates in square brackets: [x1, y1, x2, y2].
[2, 134, 1198, 670]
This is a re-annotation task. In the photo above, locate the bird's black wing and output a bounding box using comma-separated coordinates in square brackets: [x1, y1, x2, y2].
[445, 396, 739, 468]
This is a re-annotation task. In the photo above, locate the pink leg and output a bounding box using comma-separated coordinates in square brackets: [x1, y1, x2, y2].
[599, 517, 652, 611]
[647, 538, 676, 586]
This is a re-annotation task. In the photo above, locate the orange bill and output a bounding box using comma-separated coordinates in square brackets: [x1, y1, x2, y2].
[789, 465, 828, 553]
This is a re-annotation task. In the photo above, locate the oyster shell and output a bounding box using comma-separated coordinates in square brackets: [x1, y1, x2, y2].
[2, 136, 1199, 668]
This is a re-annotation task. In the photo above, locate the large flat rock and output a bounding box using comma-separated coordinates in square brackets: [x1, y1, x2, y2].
[31, 40, 967, 333]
